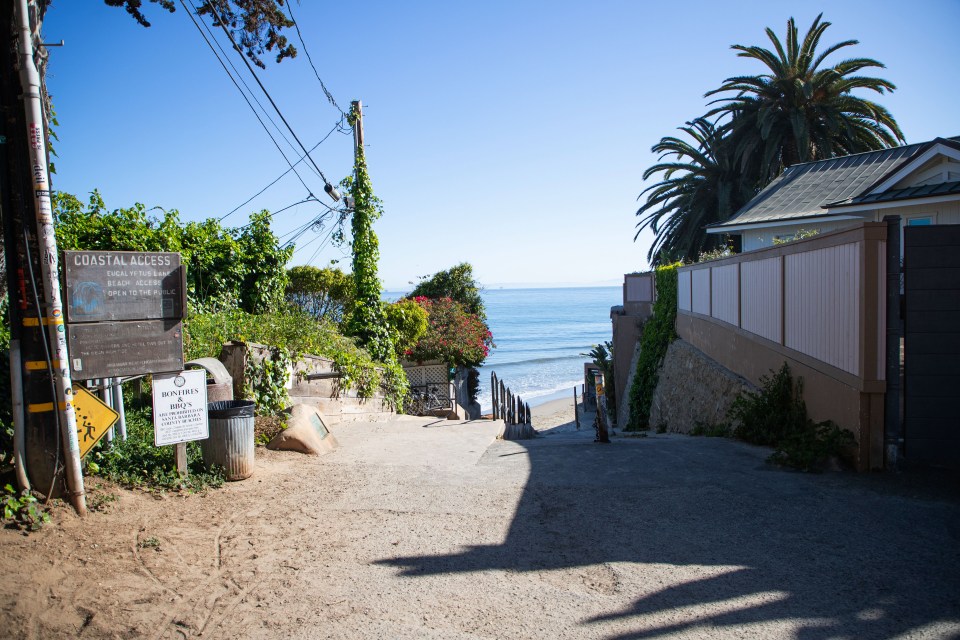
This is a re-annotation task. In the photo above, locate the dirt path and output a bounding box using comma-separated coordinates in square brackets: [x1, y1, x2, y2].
[1, 410, 959, 639]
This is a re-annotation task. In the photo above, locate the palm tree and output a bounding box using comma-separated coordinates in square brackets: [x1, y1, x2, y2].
[635, 118, 753, 264]
[706, 13, 905, 183]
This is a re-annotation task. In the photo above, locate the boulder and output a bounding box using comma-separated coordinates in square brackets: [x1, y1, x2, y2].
[267, 404, 339, 455]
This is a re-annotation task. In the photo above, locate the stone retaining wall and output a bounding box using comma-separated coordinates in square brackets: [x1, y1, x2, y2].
[219, 342, 395, 425]
[649, 339, 754, 433]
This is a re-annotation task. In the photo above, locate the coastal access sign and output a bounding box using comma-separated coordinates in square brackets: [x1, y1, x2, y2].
[152, 369, 208, 447]
[63, 250, 186, 380]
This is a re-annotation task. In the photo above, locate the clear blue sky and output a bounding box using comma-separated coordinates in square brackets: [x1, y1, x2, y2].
[42, 1, 959, 290]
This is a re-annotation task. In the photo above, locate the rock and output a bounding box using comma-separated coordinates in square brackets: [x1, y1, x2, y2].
[267, 404, 339, 455]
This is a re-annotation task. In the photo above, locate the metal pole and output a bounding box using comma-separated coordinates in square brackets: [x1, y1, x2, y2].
[113, 378, 127, 440]
[883, 215, 902, 468]
[14, 0, 85, 514]
[10, 340, 30, 490]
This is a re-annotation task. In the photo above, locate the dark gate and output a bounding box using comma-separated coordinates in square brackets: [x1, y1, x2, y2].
[903, 224, 960, 469]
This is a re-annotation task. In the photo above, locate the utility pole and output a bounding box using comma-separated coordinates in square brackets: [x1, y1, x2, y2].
[351, 100, 364, 165]
[1, 0, 86, 514]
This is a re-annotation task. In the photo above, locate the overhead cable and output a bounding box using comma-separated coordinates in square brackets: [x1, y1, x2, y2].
[178, 0, 318, 199]
[203, 0, 339, 192]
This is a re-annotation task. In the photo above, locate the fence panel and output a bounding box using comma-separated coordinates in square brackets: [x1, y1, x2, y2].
[692, 269, 711, 315]
[785, 243, 860, 375]
[678, 271, 692, 312]
[740, 257, 782, 343]
[710, 264, 739, 326]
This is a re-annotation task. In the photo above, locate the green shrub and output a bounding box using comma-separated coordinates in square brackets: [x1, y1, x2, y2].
[2, 484, 50, 531]
[728, 363, 855, 471]
[183, 307, 408, 409]
[87, 407, 225, 492]
[625, 264, 680, 430]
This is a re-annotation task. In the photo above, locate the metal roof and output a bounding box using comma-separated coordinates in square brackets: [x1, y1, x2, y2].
[708, 137, 960, 229]
[832, 180, 960, 206]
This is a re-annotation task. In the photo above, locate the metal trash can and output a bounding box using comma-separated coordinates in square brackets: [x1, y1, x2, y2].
[201, 400, 255, 481]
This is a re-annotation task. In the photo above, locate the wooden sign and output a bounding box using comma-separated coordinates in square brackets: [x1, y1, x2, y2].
[68, 320, 184, 380]
[73, 386, 120, 458]
[63, 250, 185, 323]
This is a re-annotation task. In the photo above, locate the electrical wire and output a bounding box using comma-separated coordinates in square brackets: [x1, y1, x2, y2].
[219, 118, 345, 222]
[202, 0, 338, 189]
[178, 0, 318, 199]
[192, 0, 304, 163]
[284, 1, 346, 117]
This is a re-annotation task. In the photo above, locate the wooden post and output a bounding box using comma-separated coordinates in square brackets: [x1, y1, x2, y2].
[574, 387, 580, 430]
[500, 380, 506, 421]
[526, 403, 531, 425]
[491, 373, 498, 420]
[174, 443, 188, 478]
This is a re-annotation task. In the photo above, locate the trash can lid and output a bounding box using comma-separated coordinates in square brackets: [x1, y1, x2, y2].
[208, 399, 255, 419]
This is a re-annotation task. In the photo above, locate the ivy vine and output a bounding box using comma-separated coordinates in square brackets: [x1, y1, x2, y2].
[343, 102, 396, 366]
[244, 346, 291, 416]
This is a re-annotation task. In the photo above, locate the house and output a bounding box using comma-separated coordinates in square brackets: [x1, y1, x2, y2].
[707, 136, 960, 249]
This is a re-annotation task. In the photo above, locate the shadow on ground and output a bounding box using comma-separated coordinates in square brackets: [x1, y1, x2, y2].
[377, 428, 960, 638]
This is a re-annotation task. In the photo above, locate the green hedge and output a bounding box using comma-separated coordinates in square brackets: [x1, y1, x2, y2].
[625, 264, 680, 430]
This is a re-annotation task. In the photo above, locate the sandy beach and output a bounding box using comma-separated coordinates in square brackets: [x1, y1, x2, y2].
[530, 396, 581, 432]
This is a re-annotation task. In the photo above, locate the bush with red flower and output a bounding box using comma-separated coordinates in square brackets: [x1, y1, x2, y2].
[404, 296, 494, 368]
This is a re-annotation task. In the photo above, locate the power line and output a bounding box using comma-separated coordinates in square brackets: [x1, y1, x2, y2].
[178, 0, 318, 199]
[219, 118, 345, 222]
[284, 1, 346, 117]
[203, 0, 339, 191]
[191, 0, 304, 163]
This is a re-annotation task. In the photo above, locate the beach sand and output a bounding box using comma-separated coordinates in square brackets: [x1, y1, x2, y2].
[530, 396, 581, 432]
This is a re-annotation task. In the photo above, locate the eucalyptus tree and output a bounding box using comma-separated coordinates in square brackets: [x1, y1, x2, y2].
[635, 118, 752, 264]
[705, 13, 905, 183]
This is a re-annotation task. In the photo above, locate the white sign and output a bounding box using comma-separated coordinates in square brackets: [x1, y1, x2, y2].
[152, 369, 209, 446]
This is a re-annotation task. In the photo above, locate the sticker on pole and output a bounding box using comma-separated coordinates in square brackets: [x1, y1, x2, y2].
[152, 369, 208, 446]
[73, 386, 120, 458]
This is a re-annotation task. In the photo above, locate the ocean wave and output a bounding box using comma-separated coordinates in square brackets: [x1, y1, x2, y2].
[481, 353, 590, 368]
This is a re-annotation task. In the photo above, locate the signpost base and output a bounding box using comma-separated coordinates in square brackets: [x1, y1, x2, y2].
[174, 443, 188, 478]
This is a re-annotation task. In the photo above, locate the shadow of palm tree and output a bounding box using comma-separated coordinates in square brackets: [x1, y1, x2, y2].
[376, 433, 960, 638]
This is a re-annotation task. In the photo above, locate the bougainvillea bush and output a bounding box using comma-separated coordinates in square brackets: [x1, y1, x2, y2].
[405, 297, 493, 368]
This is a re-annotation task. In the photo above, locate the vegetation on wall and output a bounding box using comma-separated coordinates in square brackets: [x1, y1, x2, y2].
[625, 264, 680, 430]
[184, 307, 407, 407]
[727, 363, 855, 471]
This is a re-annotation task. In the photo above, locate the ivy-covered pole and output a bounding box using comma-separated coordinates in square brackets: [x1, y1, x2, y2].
[345, 100, 394, 363]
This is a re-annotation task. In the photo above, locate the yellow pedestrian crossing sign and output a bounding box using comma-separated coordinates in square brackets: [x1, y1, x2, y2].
[73, 386, 120, 458]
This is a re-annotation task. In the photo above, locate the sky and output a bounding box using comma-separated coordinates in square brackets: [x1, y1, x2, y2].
[41, 0, 960, 291]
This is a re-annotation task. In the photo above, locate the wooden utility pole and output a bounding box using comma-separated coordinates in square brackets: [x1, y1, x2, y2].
[0, 1, 86, 513]
[351, 100, 364, 163]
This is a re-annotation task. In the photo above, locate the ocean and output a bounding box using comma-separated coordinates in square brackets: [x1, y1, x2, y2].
[476, 286, 620, 412]
[385, 286, 621, 412]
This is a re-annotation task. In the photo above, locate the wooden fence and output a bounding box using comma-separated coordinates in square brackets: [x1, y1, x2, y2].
[490, 371, 531, 427]
[675, 222, 888, 470]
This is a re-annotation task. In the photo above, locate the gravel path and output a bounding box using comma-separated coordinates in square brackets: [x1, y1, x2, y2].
[1, 410, 958, 639]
